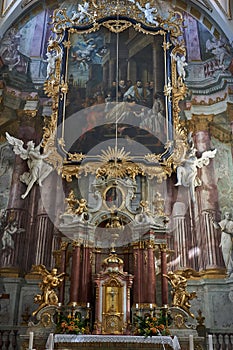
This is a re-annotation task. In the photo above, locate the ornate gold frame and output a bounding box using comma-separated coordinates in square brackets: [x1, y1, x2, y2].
[42, 0, 189, 183]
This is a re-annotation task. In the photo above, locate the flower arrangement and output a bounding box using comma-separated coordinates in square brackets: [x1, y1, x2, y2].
[134, 312, 171, 337]
[56, 311, 87, 335]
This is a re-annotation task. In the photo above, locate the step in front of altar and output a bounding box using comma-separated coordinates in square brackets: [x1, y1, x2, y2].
[54, 335, 180, 350]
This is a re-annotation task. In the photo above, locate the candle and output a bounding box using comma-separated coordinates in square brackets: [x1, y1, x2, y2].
[135, 303, 139, 309]
[208, 335, 213, 350]
[149, 303, 153, 309]
[87, 302, 90, 308]
[189, 335, 194, 350]
[48, 333, 54, 350]
[28, 332, 34, 350]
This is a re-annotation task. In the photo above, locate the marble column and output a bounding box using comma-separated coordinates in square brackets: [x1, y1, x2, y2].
[190, 115, 223, 270]
[81, 242, 92, 304]
[70, 240, 82, 303]
[146, 240, 156, 304]
[133, 243, 141, 304]
[58, 241, 69, 304]
[3, 124, 36, 272]
[160, 244, 168, 305]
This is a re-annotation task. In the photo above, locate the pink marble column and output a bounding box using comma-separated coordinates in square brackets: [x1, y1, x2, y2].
[58, 241, 69, 304]
[133, 244, 141, 305]
[70, 241, 81, 303]
[146, 241, 156, 304]
[160, 244, 168, 305]
[81, 243, 92, 304]
[194, 129, 223, 270]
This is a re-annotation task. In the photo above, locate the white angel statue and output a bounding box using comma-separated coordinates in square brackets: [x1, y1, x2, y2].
[175, 146, 217, 202]
[171, 53, 188, 80]
[136, 2, 158, 25]
[71, 2, 89, 22]
[6, 132, 53, 199]
[46, 49, 63, 79]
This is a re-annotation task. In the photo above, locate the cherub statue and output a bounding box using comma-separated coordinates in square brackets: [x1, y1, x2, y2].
[46, 49, 63, 78]
[175, 136, 216, 202]
[1, 220, 25, 251]
[6, 132, 53, 199]
[136, 2, 158, 25]
[71, 2, 89, 22]
[171, 53, 188, 80]
[64, 190, 78, 214]
[164, 270, 197, 318]
[32, 265, 65, 316]
[153, 192, 165, 216]
[75, 198, 88, 215]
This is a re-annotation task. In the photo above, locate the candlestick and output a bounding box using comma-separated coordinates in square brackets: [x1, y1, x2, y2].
[208, 335, 213, 350]
[189, 335, 194, 350]
[47, 333, 54, 350]
[28, 332, 34, 350]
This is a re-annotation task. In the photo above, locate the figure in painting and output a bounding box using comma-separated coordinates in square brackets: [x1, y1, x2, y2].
[210, 212, 233, 278]
[123, 80, 150, 106]
[32, 265, 65, 316]
[6, 132, 53, 199]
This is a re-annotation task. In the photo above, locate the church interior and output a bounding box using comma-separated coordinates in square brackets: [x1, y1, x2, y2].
[0, 0, 233, 349]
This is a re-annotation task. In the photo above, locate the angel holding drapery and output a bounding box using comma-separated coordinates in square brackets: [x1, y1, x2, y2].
[175, 147, 217, 202]
[6, 132, 53, 199]
[175, 133, 216, 202]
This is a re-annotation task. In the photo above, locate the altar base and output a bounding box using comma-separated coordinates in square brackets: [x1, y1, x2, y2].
[54, 335, 180, 350]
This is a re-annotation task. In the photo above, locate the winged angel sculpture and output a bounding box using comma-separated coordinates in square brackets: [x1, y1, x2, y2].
[32, 264, 65, 316]
[175, 136, 216, 202]
[6, 133, 53, 199]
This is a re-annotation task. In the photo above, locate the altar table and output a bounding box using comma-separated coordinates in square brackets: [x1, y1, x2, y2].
[54, 335, 181, 350]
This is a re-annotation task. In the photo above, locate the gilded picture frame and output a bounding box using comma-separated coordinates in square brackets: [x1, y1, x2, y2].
[43, 0, 189, 183]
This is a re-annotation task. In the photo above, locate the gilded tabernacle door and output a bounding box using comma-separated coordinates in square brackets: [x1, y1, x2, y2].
[43, 0, 189, 182]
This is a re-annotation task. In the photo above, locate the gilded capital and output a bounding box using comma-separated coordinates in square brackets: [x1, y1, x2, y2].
[188, 114, 214, 132]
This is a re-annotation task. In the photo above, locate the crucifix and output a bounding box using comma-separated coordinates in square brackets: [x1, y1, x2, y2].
[108, 287, 118, 312]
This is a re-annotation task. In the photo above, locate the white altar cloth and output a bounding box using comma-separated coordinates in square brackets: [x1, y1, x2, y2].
[54, 335, 180, 350]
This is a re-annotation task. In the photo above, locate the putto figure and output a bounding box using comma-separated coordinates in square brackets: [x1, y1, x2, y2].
[6, 132, 53, 199]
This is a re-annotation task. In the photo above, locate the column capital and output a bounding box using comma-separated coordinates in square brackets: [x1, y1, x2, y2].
[60, 241, 69, 251]
[159, 243, 168, 252]
[188, 114, 214, 132]
[72, 239, 82, 248]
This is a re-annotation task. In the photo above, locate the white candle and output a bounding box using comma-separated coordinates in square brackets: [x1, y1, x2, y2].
[48, 333, 54, 350]
[135, 303, 139, 309]
[87, 302, 90, 308]
[208, 335, 213, 350]
[189, 335, 194, 350]
[28, 332, 34, 350]
[149, 303, 153, 309]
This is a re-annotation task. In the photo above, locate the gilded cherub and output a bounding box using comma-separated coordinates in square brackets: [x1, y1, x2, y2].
[75, 198, 88, 215]
[65, 190, 78, 214]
